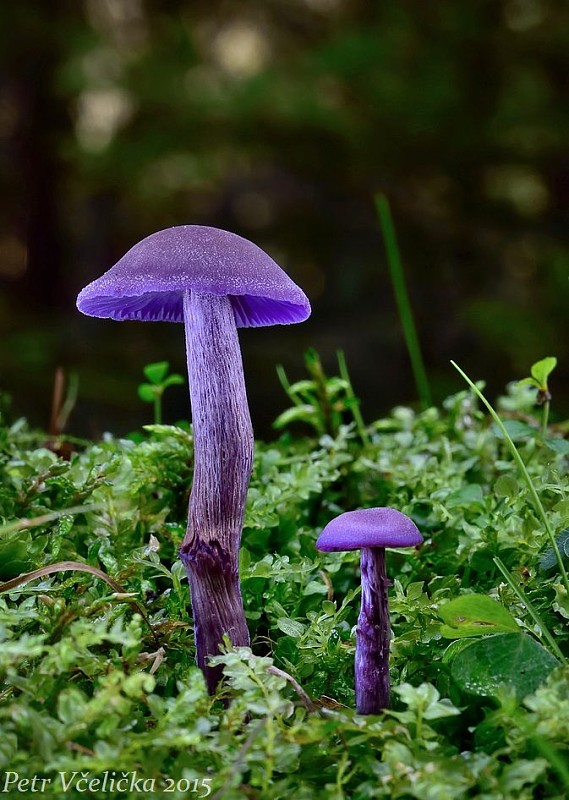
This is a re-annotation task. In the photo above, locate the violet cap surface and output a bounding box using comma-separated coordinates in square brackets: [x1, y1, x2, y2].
[76, 225, 311, 327]
[316, 507, 423, 552]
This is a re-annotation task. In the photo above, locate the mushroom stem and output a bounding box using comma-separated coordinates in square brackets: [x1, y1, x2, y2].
[355, 546, 391, 713]
[179, 290, 253, 692]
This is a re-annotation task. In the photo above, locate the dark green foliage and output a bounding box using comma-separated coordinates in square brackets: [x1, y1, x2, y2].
[449, 633, 560, 701]
[540, 528, 569, 573]
[1, 371, 569, 798]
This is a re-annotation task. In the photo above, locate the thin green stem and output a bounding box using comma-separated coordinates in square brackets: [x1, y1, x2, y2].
[375, 193, 432, 409]
[451, 361, 569, 599]
[335, 751, 354, 795]
[154, 394, 162, 425]
[493, 556, 566, 663]
[275, 364, 302, 407]
[528, 734, 569, 794]
[541, 399, 550, 440]
[306, 349, 334, 436]
[336, 349, 370, 448]
[56, 371, 79, 431]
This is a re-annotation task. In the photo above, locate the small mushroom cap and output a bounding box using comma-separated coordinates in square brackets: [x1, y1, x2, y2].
[316, 507, 422, 552]
[76, 225, 311, 327]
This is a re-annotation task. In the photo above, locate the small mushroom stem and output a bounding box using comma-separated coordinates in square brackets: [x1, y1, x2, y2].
[355, 546, 391, 713]
[179, 290, 254, 693]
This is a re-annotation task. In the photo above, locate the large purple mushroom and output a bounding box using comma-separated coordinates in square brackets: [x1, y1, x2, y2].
[77, 225, 310, 691]
[316, 507, 422, 714]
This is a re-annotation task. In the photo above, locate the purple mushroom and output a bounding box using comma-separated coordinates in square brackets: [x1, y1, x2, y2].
[77, 225, 310, 691]
[316, 507, 422, 714]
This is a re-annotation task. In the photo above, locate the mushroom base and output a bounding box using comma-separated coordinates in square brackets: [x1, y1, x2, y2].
[180, 538, 250, 693]
[180, 290, 254, 693]
[355, 547, 391, 714]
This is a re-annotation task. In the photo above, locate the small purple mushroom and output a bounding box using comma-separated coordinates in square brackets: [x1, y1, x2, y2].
[77, 225, 310, 691]
[316, 507, 422, 714]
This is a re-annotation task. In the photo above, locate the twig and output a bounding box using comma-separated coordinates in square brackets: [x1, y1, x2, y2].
[0, 560, 160, 648]
[267, 665, 319, 712]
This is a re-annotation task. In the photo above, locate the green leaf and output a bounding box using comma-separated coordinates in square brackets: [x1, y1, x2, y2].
[450, 633, 560, 700]
[539, 528, 569, 572]
[552, 583, 569, 620]
[239, 547, 251, 573]
[248, 559, 273, 579]
[137, 383, 158, 403]
[499, 760, 549, 797]
[303, 580, 328, 596]
[493, 419, 536, 440]
[276, 618, 306, 638]
[287, 379, 317, 397]
[56, 515, 74, 537]
[393, 683, 460, 719]
[272, 405, 317, 430]
[162, 374, 185, 389]
[57, 687, 87, 724]
[530, 356, 557, 388]
[0, 732, 18, 770]
[494, 475, 519, 497]
[544, 437, 569, 455]
[325, 377, 350, 396]
[0, 536, 33, 579]
[518, 377, 540, 389]
[143, 361, 170, 384]
[441, 638, 478, 664]
[439, 594, 519, 638]
[446, 484, 484, 509]
[139, 424, 191, 442]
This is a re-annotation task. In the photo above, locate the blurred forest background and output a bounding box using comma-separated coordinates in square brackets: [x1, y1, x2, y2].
[1, 0, 568, 439]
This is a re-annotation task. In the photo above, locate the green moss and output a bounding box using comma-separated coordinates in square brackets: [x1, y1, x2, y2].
[0, 374, 568, 798]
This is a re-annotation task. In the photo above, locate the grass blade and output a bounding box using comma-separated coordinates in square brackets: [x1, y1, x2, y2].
[336, 349, 370, 447]
[375, 193, 432, 409]
[493, 556, 566, 663]
[451, 360, 569, 598]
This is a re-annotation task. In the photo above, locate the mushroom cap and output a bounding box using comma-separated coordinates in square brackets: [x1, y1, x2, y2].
[316, 507, 422, 552]
[76, 225, 311, 327]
